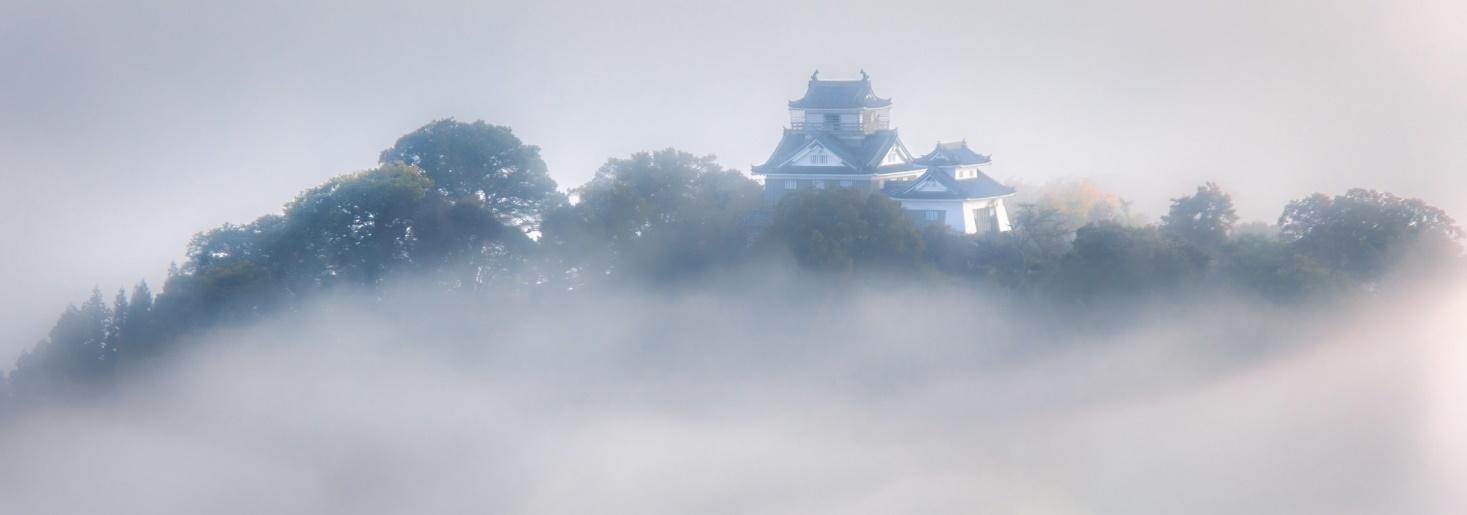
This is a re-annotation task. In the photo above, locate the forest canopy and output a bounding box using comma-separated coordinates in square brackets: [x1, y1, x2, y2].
[2, 118, 1461, 403]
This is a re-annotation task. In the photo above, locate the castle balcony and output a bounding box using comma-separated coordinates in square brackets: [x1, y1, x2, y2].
[791, 121, 873, 133]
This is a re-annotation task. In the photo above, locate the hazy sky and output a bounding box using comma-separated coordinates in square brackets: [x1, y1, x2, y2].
[2, 0, 1465, 362]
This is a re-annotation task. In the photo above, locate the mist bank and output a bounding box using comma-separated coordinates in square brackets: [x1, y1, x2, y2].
[2, 274, 1464, 514]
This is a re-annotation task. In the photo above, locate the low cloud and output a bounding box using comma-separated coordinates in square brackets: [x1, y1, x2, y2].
[2, 275, 1464, 514]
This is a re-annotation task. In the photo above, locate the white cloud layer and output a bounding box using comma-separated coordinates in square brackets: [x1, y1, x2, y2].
[3, 276, 1463, 514]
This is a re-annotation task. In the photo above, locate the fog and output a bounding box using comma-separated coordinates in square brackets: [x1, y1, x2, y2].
[2, 273, 1463, 514]
[3, 0, 1465, 506]
[3, 0, 1467, 364]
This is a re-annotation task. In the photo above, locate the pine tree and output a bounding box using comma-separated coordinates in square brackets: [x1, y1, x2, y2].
[115, 282, 155, 360]
[31, 289, 114, 385]
[107, 288, 129, 363]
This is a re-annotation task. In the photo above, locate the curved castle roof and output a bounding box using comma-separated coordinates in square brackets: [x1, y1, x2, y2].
[913, 140, 991, 166]
[788, 72, 892, 109]
[751, 129, 922, 175]
[882, 166, 1014, 200]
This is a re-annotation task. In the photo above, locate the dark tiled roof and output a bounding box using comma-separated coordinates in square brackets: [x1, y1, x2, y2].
[810, 132, 865, 168]
[752, 129, 922, 175]
[752, 130, 810, 173]
[883, 166, 1014, 200]
[913, 140, 991, 166]
[789, 79, 892, 109]
[858, 131, 901, 166]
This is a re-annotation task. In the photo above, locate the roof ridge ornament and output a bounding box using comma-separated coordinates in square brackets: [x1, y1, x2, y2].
[811, 69, 820, 81]
[860, 69, 869, 81]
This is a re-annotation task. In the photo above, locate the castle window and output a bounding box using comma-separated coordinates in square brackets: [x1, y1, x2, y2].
[824, 113, 840, 129]
[811, 153, 827, 164]
[925, 211, 939, 221]
[813, 180, 825, 189]
[784, 180, 797, 190]
[839, 180, 852, 187]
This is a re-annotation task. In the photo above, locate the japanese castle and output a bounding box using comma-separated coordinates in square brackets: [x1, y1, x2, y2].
[752, 71, 1014, 234]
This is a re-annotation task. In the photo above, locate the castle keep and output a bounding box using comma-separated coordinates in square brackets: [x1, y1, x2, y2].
[752, 72, 1013, 234]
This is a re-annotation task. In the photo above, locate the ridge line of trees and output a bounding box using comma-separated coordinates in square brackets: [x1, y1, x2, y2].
[2, 119, 1461, 404]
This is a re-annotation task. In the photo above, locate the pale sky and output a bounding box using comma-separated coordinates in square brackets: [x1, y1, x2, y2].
[2, 0, 1465, 363]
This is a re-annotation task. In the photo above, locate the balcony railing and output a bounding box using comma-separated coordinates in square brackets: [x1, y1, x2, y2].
[791, 121, 868, 132]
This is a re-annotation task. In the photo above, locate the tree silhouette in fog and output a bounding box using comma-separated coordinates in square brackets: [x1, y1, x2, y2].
[3, 120, 1462, 403]
[1280, 188, 1462, 280]
[381, 119, 561, 230]
[762, 188, 924, 272]
[1162, 182, 1239, 251]
[541, 148, 762, 284]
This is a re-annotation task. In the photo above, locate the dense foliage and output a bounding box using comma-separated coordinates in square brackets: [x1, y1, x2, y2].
[1162, 182, 1238, 250]
[1279, 189, 1463, 280]
[761, 188, 924, 272]
[380, 119, 561, 230]
[3, 120, 1461, 403]
[540, 149, 762, 284]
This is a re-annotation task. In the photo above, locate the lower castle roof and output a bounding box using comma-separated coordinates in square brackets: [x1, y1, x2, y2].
[882, 166, 1015, 200]
[752, 129, 923, 175]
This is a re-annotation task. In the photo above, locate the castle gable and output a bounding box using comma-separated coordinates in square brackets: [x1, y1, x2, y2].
[753, 130, 920, 175]
[784, 140, 852, 168]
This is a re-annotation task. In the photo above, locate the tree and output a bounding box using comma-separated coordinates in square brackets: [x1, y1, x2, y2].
[1218, 234, 1337, 300]
[278, 163, 433, 287]
[107, 288, 128, 362]
[1008, 179, 1143, 228]
[762, 188, 924, 272]
[1055, 222, 1208, 296]
[10, 290, 113, 393]
[9, 121, 559, 398]
[910, 203, 1077, 289]
[380, 119, 560, 230]
[113, 282, 155, 360]
[1278, 188, 1462, 279]
[0, 369, 9, 410]
[1162, 182, 1238, 251]
[407, 191, 533, 291]
[541, 149, 762, 284]
[64, 290, 112, 377]
[920, 226, 978, 277]
[1006, 204, 1072, 265]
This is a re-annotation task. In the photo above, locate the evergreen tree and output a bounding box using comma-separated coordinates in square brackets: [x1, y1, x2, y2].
[107, 288, 129, 362]
[127, 282, 153, 326]
[112, 282, 155, 360]
[13, 289, 115, 391]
